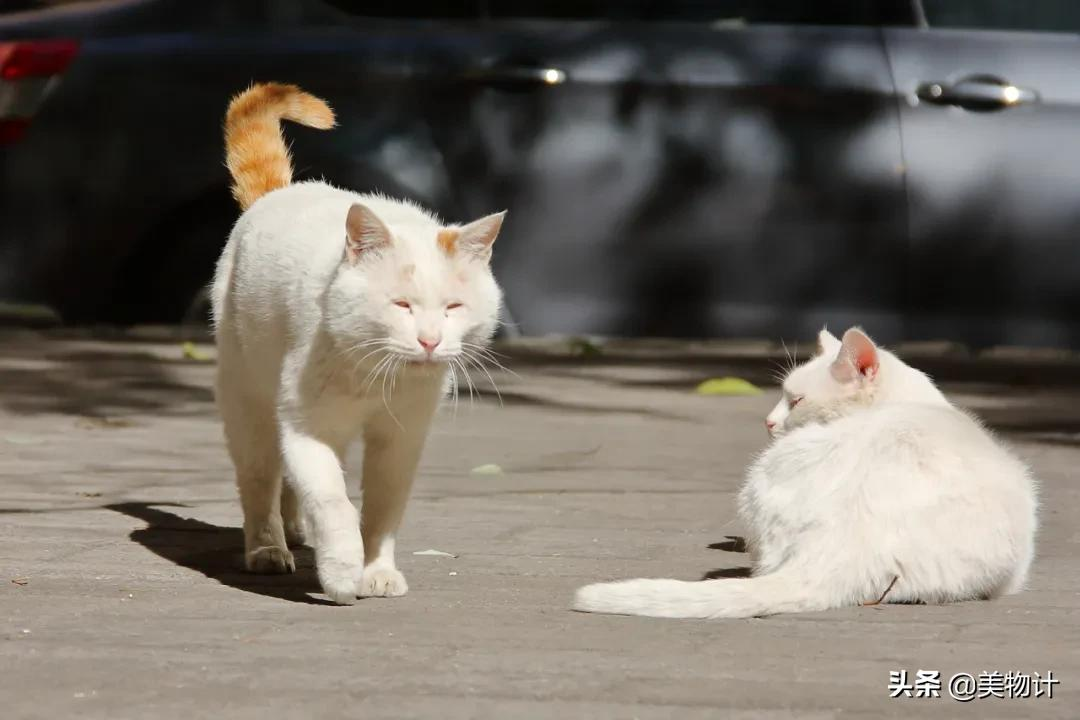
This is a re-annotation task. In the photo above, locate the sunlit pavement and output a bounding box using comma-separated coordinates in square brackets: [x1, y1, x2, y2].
[1, 331, 1077, 718]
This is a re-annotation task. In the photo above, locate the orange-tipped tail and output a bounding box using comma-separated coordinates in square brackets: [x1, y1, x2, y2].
[224, 82, 335, 210]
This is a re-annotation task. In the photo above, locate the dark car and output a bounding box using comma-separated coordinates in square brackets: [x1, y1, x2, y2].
[2, 0, 1079, 346]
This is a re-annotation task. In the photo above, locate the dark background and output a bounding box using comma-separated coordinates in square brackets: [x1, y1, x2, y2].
[2, 0, 1079, 347]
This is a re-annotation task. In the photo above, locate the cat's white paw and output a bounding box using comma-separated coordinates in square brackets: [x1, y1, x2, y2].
[245, 545, 296, 574]
[317, 558, 364, 605]
[321, 577, 358, 605]
[359, 565, 408, 598]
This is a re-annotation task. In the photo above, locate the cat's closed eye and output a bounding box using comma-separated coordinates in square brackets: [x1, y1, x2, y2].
[446, 302, 463, 311]
[393, 299, 411, 310]
[789, 396, 803, 409]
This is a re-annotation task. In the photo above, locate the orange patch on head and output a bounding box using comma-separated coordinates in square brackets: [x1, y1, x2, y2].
[437, 229, 459, 255]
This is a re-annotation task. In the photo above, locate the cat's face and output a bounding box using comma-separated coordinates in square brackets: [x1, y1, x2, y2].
[765, 327, 942, 437]
[325, 204, 504, 367]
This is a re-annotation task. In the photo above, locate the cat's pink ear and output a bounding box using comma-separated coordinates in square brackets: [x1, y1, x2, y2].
[345, 203, 392, 263]
[830, 327, 879, 383]
[817, 328, 841, 355]
[452, 211, 506, 261]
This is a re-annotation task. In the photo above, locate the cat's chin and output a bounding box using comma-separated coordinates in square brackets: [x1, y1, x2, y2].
[404, 358, 447, 369]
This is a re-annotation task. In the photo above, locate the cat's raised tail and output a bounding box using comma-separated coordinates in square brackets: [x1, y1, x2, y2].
[224, 82, 336, 210]
[574, 567, 829, 619]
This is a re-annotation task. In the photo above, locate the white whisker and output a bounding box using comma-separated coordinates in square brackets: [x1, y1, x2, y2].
[347, 339, 393, 379]
[389, 355, 403, 398]
[464, 342, 512, 361]
[352, 347, 389, 378]
[460, 349, 503, 406]
[363, 354, 393, 392]
[454, 357, 476, 408]
[462, 342, 519, 379]
[341, 338, 390, 365]
[447, 361, 459, 419]
[380, 355, 404, 431]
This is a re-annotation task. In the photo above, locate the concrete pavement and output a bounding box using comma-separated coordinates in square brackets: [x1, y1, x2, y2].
[1, 331, 1078, 718]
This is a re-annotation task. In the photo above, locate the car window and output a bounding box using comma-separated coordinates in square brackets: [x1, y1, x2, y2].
[482, 1, 904, 26]
[321, 0, 480, 18]
[0, 0, 98, 13]
[921, 0, 1080, 33]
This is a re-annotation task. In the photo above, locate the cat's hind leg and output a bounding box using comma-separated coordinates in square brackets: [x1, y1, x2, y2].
[280, 478, 307, 547]
[218, 379, 294, 574]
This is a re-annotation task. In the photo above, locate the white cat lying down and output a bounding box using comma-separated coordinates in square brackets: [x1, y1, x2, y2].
[575, 327, 1037, 619]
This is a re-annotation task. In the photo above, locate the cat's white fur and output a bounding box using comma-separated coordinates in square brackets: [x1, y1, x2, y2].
[574, 327, 1038, 619]
[212, 182, 504, 604]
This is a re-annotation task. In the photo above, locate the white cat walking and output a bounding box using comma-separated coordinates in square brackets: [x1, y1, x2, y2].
[575, 328, 1037, 619]
[212, 83, 505, 604]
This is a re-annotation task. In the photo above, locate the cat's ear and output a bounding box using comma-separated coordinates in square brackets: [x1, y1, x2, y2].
[830, 327, 879, 384]
[443, 211, 506, 261]
[816, 327, 841, 356]
[345, 203, 392, 263]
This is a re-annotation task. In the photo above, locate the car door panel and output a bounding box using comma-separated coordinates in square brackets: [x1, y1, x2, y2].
[448, 22, 908, 339]
[885, 24, 1080, 347]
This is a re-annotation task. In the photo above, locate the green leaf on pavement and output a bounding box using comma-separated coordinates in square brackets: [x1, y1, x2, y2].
[695, 377, 762, 396]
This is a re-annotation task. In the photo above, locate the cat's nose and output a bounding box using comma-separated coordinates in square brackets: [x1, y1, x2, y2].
[417, 336, 440, 354]
[765, 420, 776, 433]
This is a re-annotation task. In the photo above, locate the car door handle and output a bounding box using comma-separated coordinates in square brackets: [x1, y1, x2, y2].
[466, 65, 567, 92]
[916, 76, 1038, 111]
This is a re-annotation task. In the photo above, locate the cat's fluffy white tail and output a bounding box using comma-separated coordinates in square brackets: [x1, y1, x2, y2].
[573, 569, 827, 619]
[224, 82, 336, 210]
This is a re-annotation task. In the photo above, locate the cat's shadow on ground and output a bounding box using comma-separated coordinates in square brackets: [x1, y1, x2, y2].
[106, 502, 335, 605]
[703, 535, 753, 580]
[110, 506, 755, 597]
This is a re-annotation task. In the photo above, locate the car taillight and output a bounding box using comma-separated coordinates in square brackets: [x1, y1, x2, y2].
[0, 118, 30, 144]
[0, 39, 79, 80]
[0, 39, 79, 145]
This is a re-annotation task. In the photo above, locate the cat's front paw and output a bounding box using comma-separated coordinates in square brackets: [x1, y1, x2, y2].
[317, 557, 364, 605]
[245, 545, 296, 574]
[360, 564, 408, 598]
